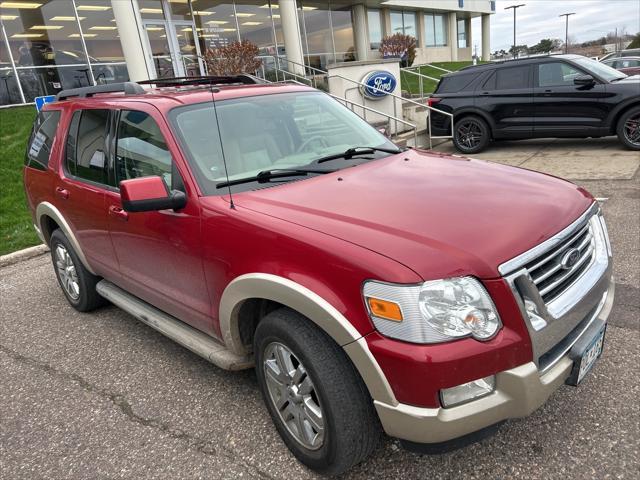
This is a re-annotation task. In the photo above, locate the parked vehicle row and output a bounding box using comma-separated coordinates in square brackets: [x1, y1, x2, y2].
[429, 54, 640, 153]
[24, 75, 614, 475]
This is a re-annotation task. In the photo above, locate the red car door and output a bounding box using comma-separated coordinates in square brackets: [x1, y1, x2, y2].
[55, 106, 118, 278]
[104, 104, 213, 335]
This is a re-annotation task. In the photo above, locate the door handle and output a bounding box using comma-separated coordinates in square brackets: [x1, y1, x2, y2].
[55, 187, 69, 200]
[108, 205, 129, 221]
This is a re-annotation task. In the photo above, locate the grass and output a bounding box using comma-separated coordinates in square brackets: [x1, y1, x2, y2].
[400, 61, 487, 97]
[0, 105, 39, 255]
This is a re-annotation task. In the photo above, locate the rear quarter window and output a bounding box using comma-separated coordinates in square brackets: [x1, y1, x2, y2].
[25, 110, 61, 170]
[437, 73, 477, 93]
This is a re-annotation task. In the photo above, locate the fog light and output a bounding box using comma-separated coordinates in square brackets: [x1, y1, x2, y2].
[440, 376, 496, 407]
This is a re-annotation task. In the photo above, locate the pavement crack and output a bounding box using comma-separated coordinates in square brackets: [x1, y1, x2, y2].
[0, 344, 277, 480]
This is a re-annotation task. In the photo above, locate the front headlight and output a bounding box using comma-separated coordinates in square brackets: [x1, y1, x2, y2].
[363, 277, 502, 344]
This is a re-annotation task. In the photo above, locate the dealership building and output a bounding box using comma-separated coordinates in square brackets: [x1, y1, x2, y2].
[0, 0, 494, 106]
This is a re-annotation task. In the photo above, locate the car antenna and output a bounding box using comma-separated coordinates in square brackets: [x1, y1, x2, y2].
[209, 84, 235, 209]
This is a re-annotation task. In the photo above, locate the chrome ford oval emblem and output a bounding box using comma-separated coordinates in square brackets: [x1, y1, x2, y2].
[561, 248, 581, 270]
[360, 71, 397, 100]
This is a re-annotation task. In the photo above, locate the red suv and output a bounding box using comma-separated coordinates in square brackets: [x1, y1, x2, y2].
[23, 77, 614, 475]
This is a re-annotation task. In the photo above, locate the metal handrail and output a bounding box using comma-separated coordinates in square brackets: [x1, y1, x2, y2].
[328, 93, 417, 148]
[327, 73, 454, 149]
[407, 62, 452, 74]
[278, 57, 328, 76]
[399, 68, 439, 101]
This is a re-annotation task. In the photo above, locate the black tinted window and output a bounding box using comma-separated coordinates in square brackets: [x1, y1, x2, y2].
[65, 111, 81, 176]
[116, 110, 173, 189]
[537, 62, 582, 87]
[25, 110, 61, 169]
[75, 109, 109, 183]
[495, 65, 530, 90]
[438, 72, 476, 93]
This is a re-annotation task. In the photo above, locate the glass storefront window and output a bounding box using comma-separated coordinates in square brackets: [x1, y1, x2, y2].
[457, 18, 467, 48]
[390, 10, 416, 38]
[78, 0, 125, 64]
[0, 69, 23, 105]
[424, 13, 447, 47]
[235, 0, 276, 56]
[390, 11, 403, 35]
[367, 9, 382, 50]
[192, 1, 239, 50]
[1, 0, 91, 100]
[330, 2, 354, 61]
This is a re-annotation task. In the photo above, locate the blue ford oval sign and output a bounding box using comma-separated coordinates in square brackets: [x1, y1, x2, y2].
[360, 71, 397, 100]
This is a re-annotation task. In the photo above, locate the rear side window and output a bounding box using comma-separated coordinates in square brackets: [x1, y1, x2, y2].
[495, 65, 531, 90]
[115, 110, 174, 189]
[25, 110, 61, 169]
[438, 72, 476, 93]
[65, 109, 110, 184]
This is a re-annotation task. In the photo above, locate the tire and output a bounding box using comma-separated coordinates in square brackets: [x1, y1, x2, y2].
[616, 106, 640, 150]
[453, 115, 491, 154]
[254, 308, 381, 475]
[50, 229, 106, 312]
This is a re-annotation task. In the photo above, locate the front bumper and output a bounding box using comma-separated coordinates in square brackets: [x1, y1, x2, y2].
[374, 280, 614, 444]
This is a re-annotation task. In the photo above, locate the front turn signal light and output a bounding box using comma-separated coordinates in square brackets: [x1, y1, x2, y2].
[366, 297, 403, 322]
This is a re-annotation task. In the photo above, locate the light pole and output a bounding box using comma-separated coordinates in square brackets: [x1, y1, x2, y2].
[559, 12, 576, 54]
[505, 4, 525, 58]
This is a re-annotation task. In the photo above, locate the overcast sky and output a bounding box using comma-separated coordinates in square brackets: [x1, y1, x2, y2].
[471, 0, 640, 54]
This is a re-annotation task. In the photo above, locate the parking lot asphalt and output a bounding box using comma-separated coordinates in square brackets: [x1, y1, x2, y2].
[1, 141, 639, 479]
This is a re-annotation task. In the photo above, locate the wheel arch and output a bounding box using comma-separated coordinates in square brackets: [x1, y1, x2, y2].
[219, 273, 397, 406]
[454, 108, 495, 135]
[35, 201, 96, 275]
[609, 100, 640, 135]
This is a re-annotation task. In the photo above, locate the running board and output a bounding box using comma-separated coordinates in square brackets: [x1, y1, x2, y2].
[96, 280, 253, 371]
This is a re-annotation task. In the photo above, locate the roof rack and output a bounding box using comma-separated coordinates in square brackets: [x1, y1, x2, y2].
[55, 75, 266, 101]
[56, 82, 144, 101]
[137, 75, 265, 88]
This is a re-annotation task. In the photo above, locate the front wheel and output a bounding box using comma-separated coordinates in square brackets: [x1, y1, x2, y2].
[453, 116, 491, 154]
[254, 308, 381, 475]
[616, 106, 640, 150]
[50, 229, 106, 312]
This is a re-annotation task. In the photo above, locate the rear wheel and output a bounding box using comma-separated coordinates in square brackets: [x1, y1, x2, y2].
[254, 308, 381, 475]
[453, 116, 491, 154]
[616, 106, 640, 150]
[50, 229, 106, 312]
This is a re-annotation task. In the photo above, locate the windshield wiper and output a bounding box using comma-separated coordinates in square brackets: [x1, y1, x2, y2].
[314, 146, 403, 164]
[216, 168, 336, 189]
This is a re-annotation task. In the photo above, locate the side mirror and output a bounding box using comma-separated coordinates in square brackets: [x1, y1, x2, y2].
[574, 74, 595, 86]
[120, 176, 186, 213]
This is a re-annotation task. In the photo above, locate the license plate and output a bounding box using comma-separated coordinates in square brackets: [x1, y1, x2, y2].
[567, 324, 606, 386]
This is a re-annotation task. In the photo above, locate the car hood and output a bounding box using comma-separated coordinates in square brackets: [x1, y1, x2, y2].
[233, 150, 594, 280]
[614, 74, 640, 83]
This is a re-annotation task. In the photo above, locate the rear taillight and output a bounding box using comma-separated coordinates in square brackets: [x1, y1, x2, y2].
[427, 97, 441, 108]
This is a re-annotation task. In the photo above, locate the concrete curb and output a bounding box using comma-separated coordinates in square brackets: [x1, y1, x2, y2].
[0, 244, 49, 268]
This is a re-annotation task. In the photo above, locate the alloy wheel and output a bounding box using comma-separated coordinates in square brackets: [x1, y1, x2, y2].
[456, 120, 483, 150]
[55, 244, 80, 300]
[263, 342, 325, 450]
[623, 114, 640, 147]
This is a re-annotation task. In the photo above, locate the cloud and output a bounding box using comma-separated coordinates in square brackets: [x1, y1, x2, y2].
[473, 0, 640, 53]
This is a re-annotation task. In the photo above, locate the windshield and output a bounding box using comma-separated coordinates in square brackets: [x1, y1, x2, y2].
[169, 91, 397, 194]
[573, 57, 627, 82]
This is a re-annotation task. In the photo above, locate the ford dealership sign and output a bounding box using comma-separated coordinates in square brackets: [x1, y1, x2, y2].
[360, 71, 397, 100]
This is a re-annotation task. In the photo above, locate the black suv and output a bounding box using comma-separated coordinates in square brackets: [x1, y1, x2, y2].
[429, 54, 640, 153]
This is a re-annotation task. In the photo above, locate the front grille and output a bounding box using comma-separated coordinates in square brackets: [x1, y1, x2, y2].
[524, 219, 595, 304]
